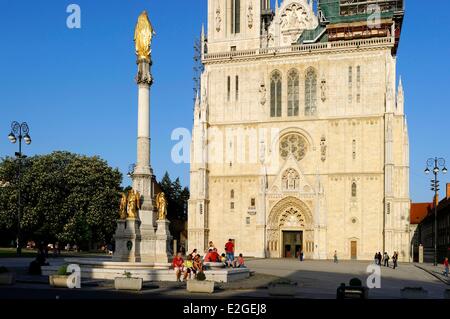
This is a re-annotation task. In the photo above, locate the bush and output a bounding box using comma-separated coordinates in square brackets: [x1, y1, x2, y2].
[57, 265, 69, 276]
[0, 266, 9, 274]
[196, 272, 206, 281]
[349, 278, 362, 287]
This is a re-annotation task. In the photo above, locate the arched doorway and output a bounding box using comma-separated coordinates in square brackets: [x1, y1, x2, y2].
[267, 197, 314, 259]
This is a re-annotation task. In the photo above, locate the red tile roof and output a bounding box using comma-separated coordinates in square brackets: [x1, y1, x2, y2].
[410, 203, 432, 225]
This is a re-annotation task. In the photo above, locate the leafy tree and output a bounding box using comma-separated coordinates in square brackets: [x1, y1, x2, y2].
[159, 172, 189, 221]
[0, 151, 122, 249]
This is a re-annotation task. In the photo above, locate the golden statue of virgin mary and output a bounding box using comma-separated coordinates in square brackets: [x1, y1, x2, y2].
[134, 11, 156, 60]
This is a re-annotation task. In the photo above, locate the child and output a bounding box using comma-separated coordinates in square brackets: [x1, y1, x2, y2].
[221, 253, 227, 265]
[183, 255, 194, 281]
[237, 254, 245, 268]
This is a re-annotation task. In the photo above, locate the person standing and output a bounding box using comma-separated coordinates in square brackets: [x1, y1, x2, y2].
[392, 252, 398, 269]
[443, 257, 449, 277]
[334, 250, 338, 263]
[374, 253, 379, 265]
[383, 252, 390, 267]
[377, 252, 382, 266]
[225, 239, 235, 267]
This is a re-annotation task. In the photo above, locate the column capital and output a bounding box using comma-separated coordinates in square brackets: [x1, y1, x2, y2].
[136, 57, 153, 85]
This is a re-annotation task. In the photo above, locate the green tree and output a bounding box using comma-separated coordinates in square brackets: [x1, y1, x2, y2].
[158, 172, 189, 221]
[0, 151, 122, 249]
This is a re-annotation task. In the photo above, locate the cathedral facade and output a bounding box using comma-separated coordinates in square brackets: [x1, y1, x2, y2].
[188, 0, 410, 261]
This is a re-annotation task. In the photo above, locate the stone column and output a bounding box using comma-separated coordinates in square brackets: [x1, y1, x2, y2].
[134, 57, 157, 262]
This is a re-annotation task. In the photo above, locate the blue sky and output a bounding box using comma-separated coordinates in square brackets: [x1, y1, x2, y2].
[0, 0, 449, 203]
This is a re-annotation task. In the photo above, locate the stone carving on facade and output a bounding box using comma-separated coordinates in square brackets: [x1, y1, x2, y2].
[282, 168, 300, 191]
[215, 5, 222, 32]
[280, 133, 308, 161]
[248, 3, 254, 29]
[267, 0, 319, 47]
[320, 79, 327, 102]
[320, 136, 327, 162]
[259, 82, 267, 105]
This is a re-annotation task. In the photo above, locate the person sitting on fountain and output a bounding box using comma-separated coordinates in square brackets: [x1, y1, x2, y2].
[204, 249, 220, 263]
[172, 252, 184, 282]
[183, 255, 194, 281]
[193, 254, 203, 274]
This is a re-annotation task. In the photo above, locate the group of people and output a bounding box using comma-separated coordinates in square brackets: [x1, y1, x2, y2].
[171, 239, 246, 282]
[374, 252, 399, 269]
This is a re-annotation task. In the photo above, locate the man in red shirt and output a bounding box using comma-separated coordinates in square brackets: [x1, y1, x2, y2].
[172, 252, 184, 282]
[225, 239, 235, 267]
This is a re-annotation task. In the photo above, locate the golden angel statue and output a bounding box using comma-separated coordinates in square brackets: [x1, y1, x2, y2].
[119, 192, 128, 220]
[156, 192, 168, 220]
[134, 10, 156, 59]
[127, 189, 141, 219]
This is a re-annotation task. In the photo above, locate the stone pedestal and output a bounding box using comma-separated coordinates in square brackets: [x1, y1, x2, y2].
[155, 219, 173, 263]
[113, 219, 142, 262]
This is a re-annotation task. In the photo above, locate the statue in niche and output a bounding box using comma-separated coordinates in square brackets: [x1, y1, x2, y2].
[321, 79, 327, 102]
[259, 82, 267, 105]
[248, 3, 254, 29]
[215, 6, 222, 32]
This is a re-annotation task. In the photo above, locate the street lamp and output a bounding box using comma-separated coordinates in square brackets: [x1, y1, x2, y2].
[424, 157, 447, 266]
[127, 163, 136, 178]
[7, 121, 32, 256]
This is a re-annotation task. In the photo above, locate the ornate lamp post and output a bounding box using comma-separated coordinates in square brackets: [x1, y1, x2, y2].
[8, 121, 32, 256]
[424, 157, 447, 266]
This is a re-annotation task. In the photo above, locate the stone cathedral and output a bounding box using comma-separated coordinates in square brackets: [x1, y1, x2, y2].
[188, 0, 410, 261]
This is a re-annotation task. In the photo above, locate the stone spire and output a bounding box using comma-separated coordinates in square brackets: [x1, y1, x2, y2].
[397, 76, 404, 114]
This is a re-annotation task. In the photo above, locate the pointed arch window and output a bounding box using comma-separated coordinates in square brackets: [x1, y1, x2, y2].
[270, 71, 282, 117]
[288, 69, 299, 117]
[305, 68, 317, 116]
[351, 182, 357, 198]
[231, 0, 241, 34]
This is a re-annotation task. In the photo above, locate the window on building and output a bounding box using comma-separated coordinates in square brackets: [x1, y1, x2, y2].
[305, 68, 317, 116]
[270, 71, 282, 117]
[357, 66, 361, 85]
[251, 198, 256, 207]
[227, 76, 231, 101]
[352, 139, 356, 160]
[231, 0, 241, 34]
[246, 217, 251, 225]
[235, 75, 239, 101]
[288, 69, 299, 116]
[231, 202, 235, 210]
[231, 189, 235, 199]
[231, 46, 237, 51]
[348, 66, 353, 104]
[351, 182, 357, 198]
[357, 65, 361, 103]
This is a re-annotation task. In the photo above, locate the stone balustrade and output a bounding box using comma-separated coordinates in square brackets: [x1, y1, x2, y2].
[203, 37, 395, 63]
